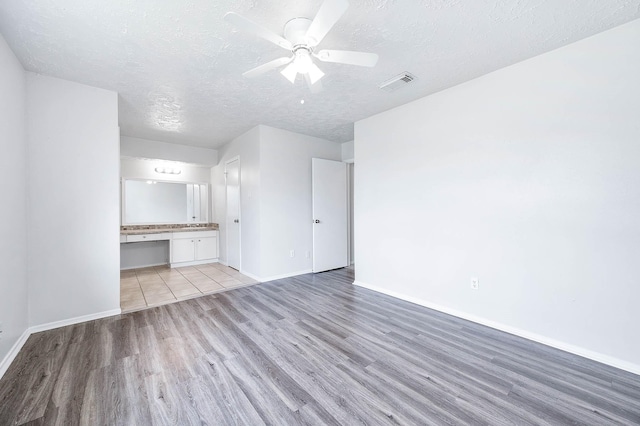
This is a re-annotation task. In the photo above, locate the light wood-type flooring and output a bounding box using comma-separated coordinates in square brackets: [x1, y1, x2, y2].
[1, 268, 639, 425]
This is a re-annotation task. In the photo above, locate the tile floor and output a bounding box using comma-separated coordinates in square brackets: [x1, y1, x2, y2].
[120, 263, 259, 312]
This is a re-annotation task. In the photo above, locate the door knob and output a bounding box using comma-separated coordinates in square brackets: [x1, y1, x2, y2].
[314, 219, 320, 223]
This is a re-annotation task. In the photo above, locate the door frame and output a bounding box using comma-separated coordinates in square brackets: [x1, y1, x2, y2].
[225, 156, 241, 271]
[346, 160, 354, 266]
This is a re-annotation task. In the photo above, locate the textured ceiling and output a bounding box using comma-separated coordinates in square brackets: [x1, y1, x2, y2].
[1, 1, 639, 148]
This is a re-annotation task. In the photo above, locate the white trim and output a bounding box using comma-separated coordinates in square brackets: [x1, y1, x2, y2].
[28, 308, 122, 334]
[353, 280, 640, 376]
[170, 258, 219, 268]
[120, 261, 168, 271]
[238, 268, 313, 283]
[0, 328, 31, 380]
[0, 308, 121, 380]
[259, 269, 313, 283]
[239, 270, 261, 282]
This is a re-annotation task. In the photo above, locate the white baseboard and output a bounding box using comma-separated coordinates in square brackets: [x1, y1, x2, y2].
[258, 269, 313, 283]
[237, 268, 313, 283]
[120, 261, 168, 270]
[29, 308, 122, 334]
[353, 280, 640, 376]
[0, 308, 122, 381]
[239, 270, 261, 282]
[170, 258, 219, 268]
[0, 328, 31, 380]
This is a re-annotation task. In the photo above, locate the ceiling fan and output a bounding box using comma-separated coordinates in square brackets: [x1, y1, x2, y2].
[224, 0, 379, 91]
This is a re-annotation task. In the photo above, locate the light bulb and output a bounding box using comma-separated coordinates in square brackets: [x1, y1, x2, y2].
[294, 50, 312, 74]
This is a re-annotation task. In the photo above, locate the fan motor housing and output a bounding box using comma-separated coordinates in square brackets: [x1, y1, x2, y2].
[284, 17, 313, 46]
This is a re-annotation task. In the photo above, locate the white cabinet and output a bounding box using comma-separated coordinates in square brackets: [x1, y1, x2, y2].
[195, 237, 218, 260]
[172, 238, 197, 263]
[171, 231, 218, 266]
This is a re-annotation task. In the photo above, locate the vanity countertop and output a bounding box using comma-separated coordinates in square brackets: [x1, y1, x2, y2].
[120, 224, 219, 235]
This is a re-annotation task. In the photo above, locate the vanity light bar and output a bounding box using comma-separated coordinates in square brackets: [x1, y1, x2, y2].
[155, 167, 182, 175]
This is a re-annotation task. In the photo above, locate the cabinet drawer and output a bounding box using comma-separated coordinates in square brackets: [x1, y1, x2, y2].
[126, 233, 171, 243]
[172, 230, 217, 240]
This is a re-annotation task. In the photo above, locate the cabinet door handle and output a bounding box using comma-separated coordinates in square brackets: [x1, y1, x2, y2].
[198, 239, 201, 242]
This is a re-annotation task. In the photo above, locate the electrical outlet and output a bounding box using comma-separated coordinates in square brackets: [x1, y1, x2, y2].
[470, 277, 479, 290]
[306, 251, 310, 258]
[290, 250, 295, 258]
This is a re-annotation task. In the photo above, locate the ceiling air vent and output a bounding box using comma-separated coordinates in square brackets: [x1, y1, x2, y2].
[379, 72, 417, 92]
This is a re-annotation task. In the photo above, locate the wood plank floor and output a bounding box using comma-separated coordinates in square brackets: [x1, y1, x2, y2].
[1, 268, 639, 425]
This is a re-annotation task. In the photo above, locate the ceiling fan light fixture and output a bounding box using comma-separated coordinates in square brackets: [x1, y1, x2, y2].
[227, 0, 377, 91]
[293, 49, 313, 73]
[307, 63, 325, 84]
[281, 62, 298, 83]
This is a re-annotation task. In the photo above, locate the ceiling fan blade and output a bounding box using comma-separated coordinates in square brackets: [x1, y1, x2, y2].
[224, 12, 292, 50]
[307, 62, 325, 85]
[315, 49, 379, 67]
[242, 57, 293, 79]
[304, 0, 349, 47]
[280, 62, 298, 83]
[304, 73, 324, 94]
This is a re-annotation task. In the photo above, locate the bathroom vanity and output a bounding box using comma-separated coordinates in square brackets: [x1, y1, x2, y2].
[120, 226, 219, 269]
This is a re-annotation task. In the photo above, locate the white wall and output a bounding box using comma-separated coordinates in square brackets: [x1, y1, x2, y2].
[121, 136, 218, 166]
[27, 73, 120, 326]
[120, 157, 211, 183]
[212, 125, 342, 280]
[341, 140, 354, 162]
[355, 19, 640, 373]
[0, 35, 28, 371]
[213, 126, 262, 277]
[259, 126, 342, 279]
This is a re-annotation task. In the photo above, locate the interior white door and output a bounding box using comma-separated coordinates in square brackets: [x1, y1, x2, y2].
[226, 158, 241, 270]
[312, 158, 349, 273]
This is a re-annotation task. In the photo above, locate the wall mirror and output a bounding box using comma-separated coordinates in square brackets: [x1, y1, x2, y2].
[122, 178, 209, 224]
